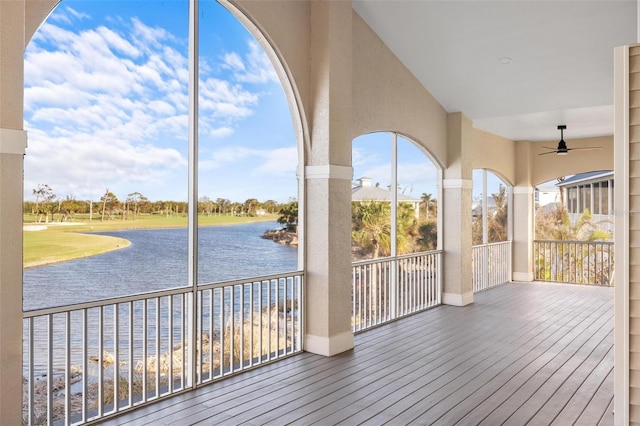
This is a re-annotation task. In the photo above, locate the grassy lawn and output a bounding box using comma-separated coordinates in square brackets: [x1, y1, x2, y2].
[23, 214, 279, 268]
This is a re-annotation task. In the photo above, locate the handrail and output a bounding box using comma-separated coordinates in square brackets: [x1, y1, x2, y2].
[533, 240, 613, 286]
[352, 250, 442, 267]
[472, 241, 512, 293]
[352, 251, 441, 333]
[533, 239, 613, 245]
[22, 270, 304, 425]
[23, 271, 305, 318]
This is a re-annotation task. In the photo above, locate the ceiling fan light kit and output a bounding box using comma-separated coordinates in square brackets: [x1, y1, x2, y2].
[539, 124, 602, 156]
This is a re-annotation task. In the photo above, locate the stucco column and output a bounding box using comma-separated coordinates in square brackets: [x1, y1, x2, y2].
[303, 0, 354, 356]
[442, 112, 473, 306]
[512, 187, 535, 281]
[512, 140, 535, 281]
[0, 1, 26, 423]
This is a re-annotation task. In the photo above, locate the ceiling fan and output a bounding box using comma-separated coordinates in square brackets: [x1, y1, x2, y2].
[539, 125, 603, 156]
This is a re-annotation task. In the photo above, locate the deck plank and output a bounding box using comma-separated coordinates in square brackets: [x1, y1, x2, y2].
[102, 282, 614, 426]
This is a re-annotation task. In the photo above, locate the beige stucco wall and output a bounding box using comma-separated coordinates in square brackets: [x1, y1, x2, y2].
[351, 13, 447, 167]
[25, 0, 59, 46]
[472, 128, 516, 185]
[531, 135, 614, 186]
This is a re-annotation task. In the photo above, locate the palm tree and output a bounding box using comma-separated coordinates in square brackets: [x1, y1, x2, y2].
[277, 201, 298, 231]
[488, 185, 508, 243]
[420, 193, 432, 220]
[352, 201, 391, 259]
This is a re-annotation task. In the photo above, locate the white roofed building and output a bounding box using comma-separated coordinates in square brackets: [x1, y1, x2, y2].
[351, 177, 420, 219]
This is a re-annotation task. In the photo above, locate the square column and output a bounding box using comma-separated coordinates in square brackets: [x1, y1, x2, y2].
[512, 186, 534, 281]
[0, 129, 27, 424]
[0, 0, 26, 423]
[442, 112, 473, 306]
[512, 140, 534, 282]
[442, 179, 474, 305]
[303, 0, 354, 356]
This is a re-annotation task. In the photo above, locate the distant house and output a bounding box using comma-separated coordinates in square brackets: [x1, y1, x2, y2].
[351, 177, 420, 219]
[556, 170, 614, 230]
[535, 185, 561, 209]
[471, 197, 497, 219]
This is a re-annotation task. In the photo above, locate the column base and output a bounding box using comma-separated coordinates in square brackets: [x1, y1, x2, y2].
[305, 330, 354, 356]
[513, 271, 534, 282]
[442, 291, 474, 306]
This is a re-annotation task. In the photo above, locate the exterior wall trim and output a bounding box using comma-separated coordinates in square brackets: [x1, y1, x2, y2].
[442, 178, 472, 190]
[513, 271, 534, 282]
[513, 186, 534, 195]
[0, 129, 27, 155]
[442, 291, 474, 306]
[614, 43, 630, 425]
[304, 164, 353, 180]
[304, 330, 354, 357]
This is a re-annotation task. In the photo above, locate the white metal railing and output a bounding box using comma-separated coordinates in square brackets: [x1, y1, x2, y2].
[534, 240, 614, 285]
[22, 271, 303, 425]
[352, 251, 441, 333]
[472, 241, 512, 293]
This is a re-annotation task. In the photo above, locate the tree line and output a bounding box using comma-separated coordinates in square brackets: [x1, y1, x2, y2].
[25, 184, 293, 223]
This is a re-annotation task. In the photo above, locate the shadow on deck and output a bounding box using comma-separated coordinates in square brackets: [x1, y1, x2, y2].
[105, 282, 614, 425]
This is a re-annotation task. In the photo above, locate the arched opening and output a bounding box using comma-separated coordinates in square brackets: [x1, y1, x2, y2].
[352, 132, 441, 259]
[471, 168, 513, 292]
[22, 1, 305, 423]
[351, 131, 442, 331]
[472, 169, 512, 246]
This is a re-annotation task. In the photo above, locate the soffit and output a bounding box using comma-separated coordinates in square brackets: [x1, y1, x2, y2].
[352, 0, 637, 142]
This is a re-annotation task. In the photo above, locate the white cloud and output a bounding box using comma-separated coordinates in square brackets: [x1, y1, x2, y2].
[48, 6, 89, 25]
[223, 40, 278, 84]
[223, 52, 245, 72]
[200, 145, 296, 177]
[209, 127, 234, 138]
[255, 147, 298, 176]
[96, 26, 140, 58]
[200, 146, 259, 170]
[66, 7, 90, 21]
[23, 10, 284, 201]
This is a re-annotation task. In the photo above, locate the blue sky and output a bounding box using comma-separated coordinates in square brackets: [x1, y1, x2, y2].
[24, 0, 499, 206]
[24, 0, 296, 203]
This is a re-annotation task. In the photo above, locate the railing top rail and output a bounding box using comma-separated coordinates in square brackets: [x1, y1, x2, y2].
[472, 240, 512, 248]
[23, 285, 191, 318]
[533, 239, 613, 245]
[352, 256, 394, 267]
[196, 270, 305, 292]
[396, 250, 443, 261]
[23, 270, 305, 318]
[352, 250, 442, 267]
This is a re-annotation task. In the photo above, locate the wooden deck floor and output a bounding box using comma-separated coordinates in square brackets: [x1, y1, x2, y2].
[104, 282, 614, 425]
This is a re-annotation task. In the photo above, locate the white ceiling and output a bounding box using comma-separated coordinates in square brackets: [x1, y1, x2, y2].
[352, 0, 637, 142]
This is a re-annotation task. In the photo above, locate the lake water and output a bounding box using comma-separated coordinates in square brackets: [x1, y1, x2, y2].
[23, 221, 298, 311]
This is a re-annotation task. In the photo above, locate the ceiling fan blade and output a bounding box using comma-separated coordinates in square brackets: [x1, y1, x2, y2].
[566, 147, 603, 151]
[538, 151, 558, 155]
[541, 146, 557, 150]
